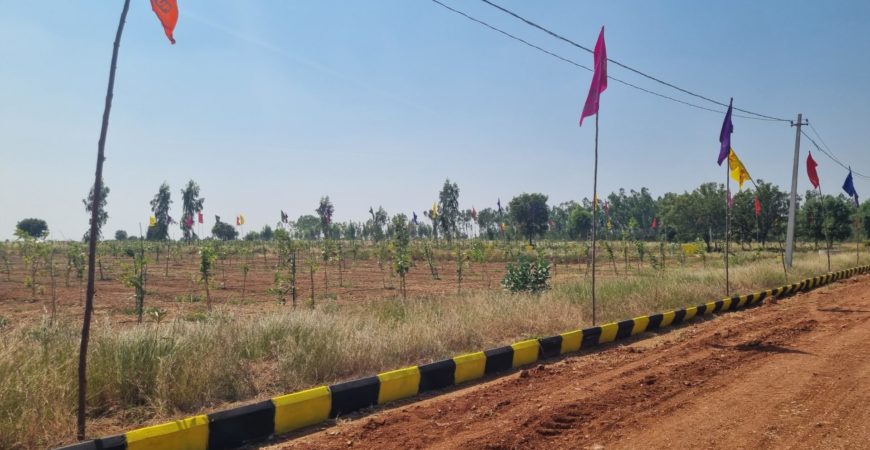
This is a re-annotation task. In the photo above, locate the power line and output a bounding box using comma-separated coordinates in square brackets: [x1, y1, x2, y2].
[428, 0, 778, 121]
[478, 0, 791, 123]
[801, 128, 870, 180]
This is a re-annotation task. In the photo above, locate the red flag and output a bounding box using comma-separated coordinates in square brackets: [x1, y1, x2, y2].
[471, 207, 478, 221]
[198, 212, 204, 224]
[754, 197, 762, 216]
[150, 0, 178, 44]
[579, 27, 607, 127]
[651, 217, 657, 229]
[236, 216, 241, 226]
[806, 151, 820, 189]
[185, 215, 193, 228]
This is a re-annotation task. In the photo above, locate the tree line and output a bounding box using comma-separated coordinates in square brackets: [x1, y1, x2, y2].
[13, 178, 870, 248]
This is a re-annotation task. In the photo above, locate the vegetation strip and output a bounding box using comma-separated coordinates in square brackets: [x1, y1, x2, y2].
[57, 265, 870, 450]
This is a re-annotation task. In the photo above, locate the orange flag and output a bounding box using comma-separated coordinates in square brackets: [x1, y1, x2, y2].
[150, 0, 178, 44]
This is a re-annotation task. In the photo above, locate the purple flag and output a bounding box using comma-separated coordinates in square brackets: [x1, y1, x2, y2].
[718, 98, 733, 166]
[579, 26, 607, 127]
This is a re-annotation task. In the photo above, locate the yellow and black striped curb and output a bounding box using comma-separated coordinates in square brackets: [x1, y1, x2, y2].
[58, 265, 870, 450]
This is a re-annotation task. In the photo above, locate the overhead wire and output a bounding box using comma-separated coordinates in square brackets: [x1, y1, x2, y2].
[477, 0, 791, 122]
[428, 0, 777, 121]
[801, 128, 870, 180]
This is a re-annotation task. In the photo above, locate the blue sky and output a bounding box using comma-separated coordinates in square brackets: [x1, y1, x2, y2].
[2, 0, 869, 240]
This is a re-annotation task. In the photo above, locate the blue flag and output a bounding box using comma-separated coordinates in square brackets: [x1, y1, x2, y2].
[843, 169, 859, 207]
[412, 212, 418, 225]
[718, 98, 733, 166]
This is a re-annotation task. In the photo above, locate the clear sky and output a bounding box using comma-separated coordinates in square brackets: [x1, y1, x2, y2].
[2, 0, 869, 240]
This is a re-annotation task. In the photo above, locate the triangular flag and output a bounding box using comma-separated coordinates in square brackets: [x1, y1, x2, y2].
[198, 212, 204, 224]
[728, 149, 752, 190]
[843, 169, 859, 207]
[806, 152, 820, 189]
[718, 98, 734, 166]
[579, 26, 607, 127]
[754, 197, 762, 217]
[150, 0, 178, 44]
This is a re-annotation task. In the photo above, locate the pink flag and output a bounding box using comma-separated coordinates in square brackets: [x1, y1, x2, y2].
[727, 191, 733, 209]
[579, 27, 607, 127]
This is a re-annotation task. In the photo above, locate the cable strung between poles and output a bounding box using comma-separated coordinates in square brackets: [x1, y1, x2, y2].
[478, 0, 791, 122]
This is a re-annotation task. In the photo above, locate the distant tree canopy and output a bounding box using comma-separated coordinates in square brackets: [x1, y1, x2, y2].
[82, 180, 109, 241]
[211, 218, 238, 241]
[15, 218, 48, 239]
[316, 196, 334, 239]
[567, 205, 592, 240]
[114, 230, 128, 241]
[438, 179, 460, 241]
[180, 180, 205, 242]
[509, 193, 549, 245]
[148, 182, 172, 241]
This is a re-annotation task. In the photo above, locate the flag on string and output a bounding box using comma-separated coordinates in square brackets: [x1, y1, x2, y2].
[198, 212, 204, 224]
[240, 214, 245, 225]
[471, 207, 478, 222]
[149, 216, 157, 227]
[236, 216, 241, 226]
[718, 98, 734, 166]
[607, 219, 613, 230]
[754, 197, 762, 216]
[185, 215, 193, 228]
[412, 212, 418, 225]
[150, 0, 178, 44]
[651, 217, 657, 229]
[500, 223, 506, 232]
[579, 26, 607, 127]
[431, 202, 438, 219]
[728, 149, 753, 190]
[727, 191, 734, 209]
[497, 198, 503, 214]
[843, 169, 859, 207]
[280, 210, 288, 224]
[806, 152, 820, 189]
[603, 200, 609, 216]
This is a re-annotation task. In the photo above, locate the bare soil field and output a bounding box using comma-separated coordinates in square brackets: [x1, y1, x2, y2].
[0, 252, 618, 325]
[265, 274, 870, 450]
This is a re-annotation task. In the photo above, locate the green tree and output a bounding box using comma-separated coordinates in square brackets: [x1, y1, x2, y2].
[438, 179, 460, 240]
[860, 200, 870, 238]
[180, 180, 205, 242]
[294, 215, 321, 240]
[509, 193, 549, 245]
[567, 205, 592, 240]
[476, 207, 498, 240]
[211, 217, 238, 241]
[316, 196, 334, 239]
[15, 218, 48, 239]
[147, 182, 172, 241]
[82, 180, 110, 241]
[391, 214, 411, 298]
[114, 230, 128, 241]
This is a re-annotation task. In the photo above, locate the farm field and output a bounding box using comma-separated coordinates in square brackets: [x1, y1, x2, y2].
[268, 272, 870, 450]
[0, 239, 866, 449]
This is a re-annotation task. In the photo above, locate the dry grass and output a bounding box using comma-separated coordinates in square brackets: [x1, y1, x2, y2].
[0, 250, 865, 449]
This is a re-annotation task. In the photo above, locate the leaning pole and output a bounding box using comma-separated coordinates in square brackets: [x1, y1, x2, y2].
[78, 0, 132, 440]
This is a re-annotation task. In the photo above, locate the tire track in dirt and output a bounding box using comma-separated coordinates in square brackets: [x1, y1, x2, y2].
[262, 275, 870, 450]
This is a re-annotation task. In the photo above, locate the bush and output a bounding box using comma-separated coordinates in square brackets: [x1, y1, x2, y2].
[501, 255, 551, 293]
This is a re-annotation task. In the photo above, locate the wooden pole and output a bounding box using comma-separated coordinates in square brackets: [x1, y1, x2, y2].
[591, 113, 599, 325]
[725, 158, 731, 296]
[77, 0, 131, 440]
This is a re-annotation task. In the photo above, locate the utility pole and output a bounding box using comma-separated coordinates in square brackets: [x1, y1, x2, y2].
[784, 113, 808, 267]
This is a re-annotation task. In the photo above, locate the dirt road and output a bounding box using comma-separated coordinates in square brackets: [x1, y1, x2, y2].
[265, 275, 870, 450]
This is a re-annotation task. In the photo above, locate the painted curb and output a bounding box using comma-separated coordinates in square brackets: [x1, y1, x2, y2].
[57, 265, 870, 450]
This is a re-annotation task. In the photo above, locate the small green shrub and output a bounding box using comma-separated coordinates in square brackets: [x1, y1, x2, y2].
[501, 255, 551, 293]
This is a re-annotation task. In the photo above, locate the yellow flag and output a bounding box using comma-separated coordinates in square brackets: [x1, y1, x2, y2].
[728, 148, 752, 190]
[239, 214, 246, 225]
[431, 202, 438, 219]
[149, 216, 156, 227]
